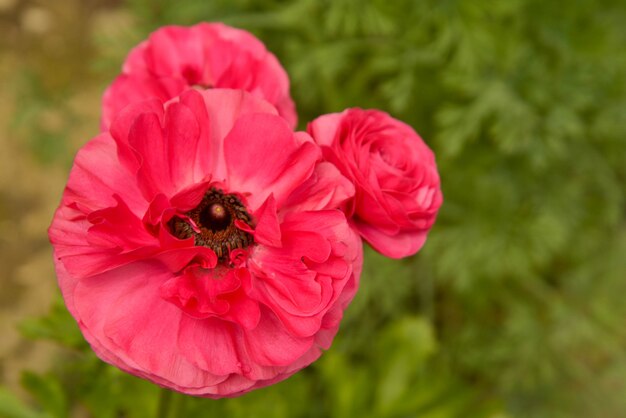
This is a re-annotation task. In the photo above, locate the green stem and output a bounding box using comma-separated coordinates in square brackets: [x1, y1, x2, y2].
[156, 388, 173, 418]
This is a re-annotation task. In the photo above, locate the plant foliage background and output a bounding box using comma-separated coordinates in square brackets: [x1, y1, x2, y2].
[1, 0, 625, 417]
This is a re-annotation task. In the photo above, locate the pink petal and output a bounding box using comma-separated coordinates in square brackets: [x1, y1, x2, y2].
[177, 317, 242, 376]
[253, 195, 281, 247]
[121, 41, 149, 73]
[243, 307, 314, 366]
[170, 179, 213, 212]
[225, 294, 261, 331]
[126, 101, 210, 201]
[108, 98, 164, 171]
[74, 262, 229, 390]
[159, 267, 239, 319]
[87, 196, 152, 246]
[154, 246, 218, 272]
[224, 113, 320, 210]
[101, 75, 185, 130]
[144, 26, 205, 78]
[128, 112, 172, 200]
[353, 219, 428, 258]
[63, 134, 145, 214]
[192, 89, 278, 181]
[307, 112, 344, 147]
[162, 101, 206, 189]
[49, 203, 159, 279]
[283, 162, 355, 213]
[103, 23, 297, 134]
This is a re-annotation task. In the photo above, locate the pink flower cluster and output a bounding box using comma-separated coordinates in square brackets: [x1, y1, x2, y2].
[49, 23, 442, 397]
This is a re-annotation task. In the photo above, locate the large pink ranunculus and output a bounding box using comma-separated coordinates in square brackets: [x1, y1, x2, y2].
[308, 108, 442, 259]
[101, 23, 297, 130]
[49, 89, 361, 397]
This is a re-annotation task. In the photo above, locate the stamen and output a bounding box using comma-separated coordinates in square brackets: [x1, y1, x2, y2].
[169, 188, 253, 261]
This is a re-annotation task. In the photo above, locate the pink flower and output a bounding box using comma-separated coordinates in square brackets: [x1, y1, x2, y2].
[49, 89, 361, 397]
[308, 109, 442, 258]
[101, 23, 297, 130]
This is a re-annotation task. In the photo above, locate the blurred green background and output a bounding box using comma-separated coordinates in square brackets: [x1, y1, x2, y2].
[1, 0, 625, 417]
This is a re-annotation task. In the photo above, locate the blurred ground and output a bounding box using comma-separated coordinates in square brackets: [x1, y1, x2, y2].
[0, 0, 115, 393]
[0, 72, 63, 394]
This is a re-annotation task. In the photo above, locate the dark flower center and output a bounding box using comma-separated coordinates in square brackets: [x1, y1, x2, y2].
[169, 188, 253, 260]
[200, 203, 231, 231]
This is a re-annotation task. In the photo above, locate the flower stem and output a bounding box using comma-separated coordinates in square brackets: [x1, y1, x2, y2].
[156, 388, 173, 418]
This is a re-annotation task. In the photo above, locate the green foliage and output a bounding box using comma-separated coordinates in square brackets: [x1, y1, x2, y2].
[20, 373, 66, 418]
[0, 388, 48, 418]
[19, 298, 86, 350]
[4, 0, 626, 417]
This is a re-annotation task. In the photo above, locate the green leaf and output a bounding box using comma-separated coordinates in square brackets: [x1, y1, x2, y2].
[20, 373, 67, 418]
[19, 298, 86, 349]
[0, 388, 48, 418]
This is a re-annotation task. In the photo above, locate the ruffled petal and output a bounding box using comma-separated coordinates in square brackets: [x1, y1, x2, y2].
[249, 210, 359, 338]
[192, 89, 278, 181]
[124, 97, 213, 201]
[283, 162, 355, 214]
[308, 108, 441, 259]
[144, 26, 206, 78]
[103, 23, 296, 130]
[63, 134, 145, 214]
[74, 262, 229, 390]
[49, 202, 159, 279]
[177, 317, 241, 376]
[243, 307, 314, 367]
[160, 266, 240, 319]
[307, 112, 343, 147]
[101, 75, 186, 130]
[224, 113, 320, 210]
[353, 219, 428, 259]
[108, 98, 164, 171]
[252, 195, 281, 247]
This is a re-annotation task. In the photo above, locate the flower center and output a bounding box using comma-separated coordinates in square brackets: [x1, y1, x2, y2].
[200, 203, 231, 231]
[169, 188, 253, 260]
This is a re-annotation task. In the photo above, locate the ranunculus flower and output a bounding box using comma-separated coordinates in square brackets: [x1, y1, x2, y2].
[49, 89, 361, 397]
[101, 23, 297, 130]
[308, 108, 442, 259]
